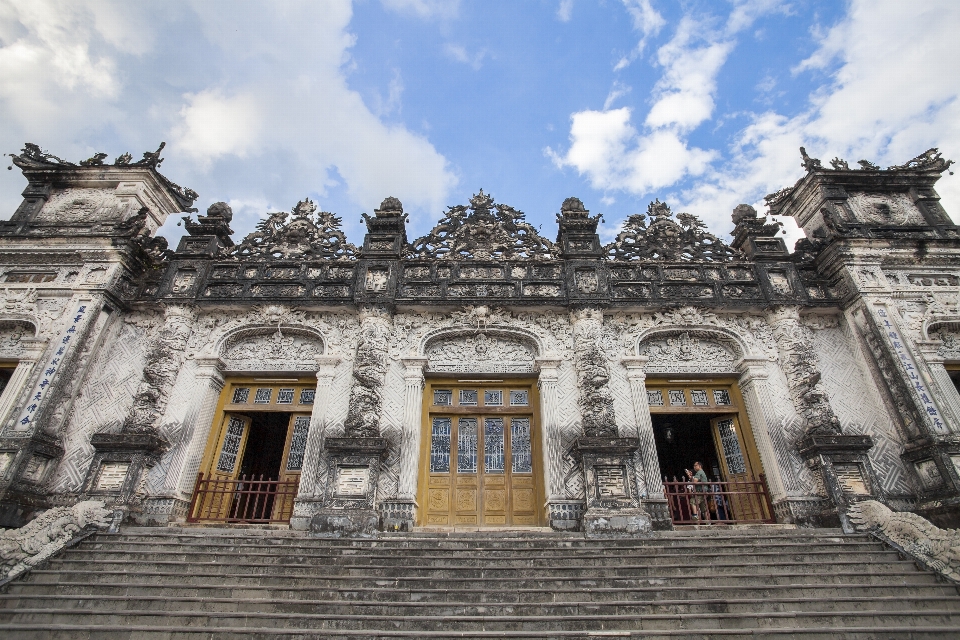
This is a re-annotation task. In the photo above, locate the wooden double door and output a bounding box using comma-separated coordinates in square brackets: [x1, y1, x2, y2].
[196, 379, 316, 522]
[419, 382, 544, 527]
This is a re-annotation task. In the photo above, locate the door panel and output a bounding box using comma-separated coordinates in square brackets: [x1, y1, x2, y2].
[711, 415, 763, 521]
[421, 385, 543, 527]
[203, 414, 251, 520]
[273, 413, 310, 520]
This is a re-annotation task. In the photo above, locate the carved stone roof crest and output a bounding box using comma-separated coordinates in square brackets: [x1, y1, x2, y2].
[227, 198, 358, 261]
[408, 190, 556, 261]
[606, 200, 742, 262]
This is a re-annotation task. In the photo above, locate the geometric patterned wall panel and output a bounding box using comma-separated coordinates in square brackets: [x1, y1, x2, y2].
[52, 320, 147, 492]
[812, 324, 915, 496]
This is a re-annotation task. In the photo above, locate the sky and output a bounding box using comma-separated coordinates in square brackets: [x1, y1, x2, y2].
[0, 0, 958, 251]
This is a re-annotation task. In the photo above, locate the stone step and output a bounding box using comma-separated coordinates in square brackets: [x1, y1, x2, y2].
[7, 581, 957, 603]
[4, 593, 960, 616]
[7, 580, 956, 603]
[39, 555, 923, 579]
[2, 623, 960, 639]
[67, 542, 890, 560]
[5, 607, 960, 632]
[57, 550, 900, 570]
[24, 567, 940, 589]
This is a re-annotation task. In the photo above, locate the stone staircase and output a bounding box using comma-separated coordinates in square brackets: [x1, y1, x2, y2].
[1, 526, 959, 638]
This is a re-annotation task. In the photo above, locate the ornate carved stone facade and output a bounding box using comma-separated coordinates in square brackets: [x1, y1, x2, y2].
[0, 143, 959, 534]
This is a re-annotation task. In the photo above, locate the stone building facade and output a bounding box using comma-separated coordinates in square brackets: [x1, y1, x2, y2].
[0, 142, 959, 534]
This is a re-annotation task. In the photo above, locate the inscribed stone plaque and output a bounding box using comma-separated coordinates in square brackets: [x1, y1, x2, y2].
[595, 465, 627, 498]
[834, 463, 869, 495]
[336, 467, 370, 497]
[96, 462, 130, 491]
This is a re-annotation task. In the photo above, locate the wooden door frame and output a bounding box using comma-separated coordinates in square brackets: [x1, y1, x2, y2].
[416, 378, 546, 527]
[644, 377, 765, 483]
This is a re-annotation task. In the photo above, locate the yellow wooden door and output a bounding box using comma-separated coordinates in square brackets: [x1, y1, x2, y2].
[273, 413, 310, 520]
[200, 413, 251, 520]
[710, 415, 763, 521]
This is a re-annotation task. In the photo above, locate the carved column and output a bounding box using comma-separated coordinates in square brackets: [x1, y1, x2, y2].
[373, 356, 428, 532]
[398, 357, 427, 502]
[172, 357, 225, 501]
[312, 306, 390, 536]
[571, 309, 649, 537]
[735, 357, 789, 503]
[621, 357, 663, 497]
[535, 357, 579, 529]
[289, 355, 341, 530]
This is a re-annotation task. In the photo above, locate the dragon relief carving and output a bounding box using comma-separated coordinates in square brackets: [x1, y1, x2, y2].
[849, 500, 960, 583]
[606, 200, 742, 262]
[122, 305, 196, 434]
[343, 307, 392, 438]
[0, 500, 112, 581]
[0, 321, 32, 358]
[767, 306, 841, 437]
[572, 308, 617, 437]
[227, 198, 358, 261]
[407, 190, 556, 261]
[426, 333, 536, 373]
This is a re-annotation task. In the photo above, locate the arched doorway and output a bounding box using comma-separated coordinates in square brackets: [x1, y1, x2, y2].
[415, 330, 547, 527]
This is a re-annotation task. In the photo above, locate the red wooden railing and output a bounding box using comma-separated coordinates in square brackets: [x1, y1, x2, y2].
[662, 474, 775, 525]
[187, 473, 298, 523]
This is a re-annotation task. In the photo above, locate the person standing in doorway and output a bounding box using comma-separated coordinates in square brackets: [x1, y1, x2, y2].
[685, 461, 710, 521]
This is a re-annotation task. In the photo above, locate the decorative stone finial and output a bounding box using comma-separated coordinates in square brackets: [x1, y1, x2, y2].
[731, 204, 757, 225]
[206, 201, 233, 223]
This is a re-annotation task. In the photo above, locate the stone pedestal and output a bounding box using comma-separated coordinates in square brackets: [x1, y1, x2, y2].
[901, 435, 960, 529]
[81, 432, 169, 530]
[797, 433, 876, 532]
[310, 437, 387, 537]
[575, 436, 651, 537]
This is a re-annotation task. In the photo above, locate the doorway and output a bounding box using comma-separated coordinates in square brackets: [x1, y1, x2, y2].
[190, 378, 315, 523]
[646, 379, 773, 524]
[418, 380, 545, 527]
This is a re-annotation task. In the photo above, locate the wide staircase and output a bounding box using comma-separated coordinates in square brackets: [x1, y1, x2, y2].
[1, 527, 959, 638]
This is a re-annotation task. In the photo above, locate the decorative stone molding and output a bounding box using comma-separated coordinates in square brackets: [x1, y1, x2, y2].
[638, 331, 737, 374]
[426, 332, 536, 373]
[849, 499, 960, 583]
[605, 200, 742, 262]
[0, 500, 111, 582]
[344, 306, 391, 438]
[225, 198, 358, 261]
[572, 308, 617, 438]
[221, 327, 325, 372]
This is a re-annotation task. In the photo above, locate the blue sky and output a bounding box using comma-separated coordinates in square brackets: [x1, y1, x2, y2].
[1, 0, 958, 250]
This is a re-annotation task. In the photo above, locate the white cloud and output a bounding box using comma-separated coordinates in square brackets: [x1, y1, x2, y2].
[0, 0, 457, 241]
[613, 0, 666, 71]
[557, 0, 574, 23]
[381, 0, 459, 20]
[548, 107, 715, 193]
[676, 0, 960, 238]
[444, 43, 486, 70]
[171, 90, 262, 165]
[645, 19, 734, 131]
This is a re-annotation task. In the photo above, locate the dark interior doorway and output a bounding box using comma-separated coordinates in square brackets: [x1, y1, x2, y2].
[651, 413, 723, 482]
[238, 412, 289, 480]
